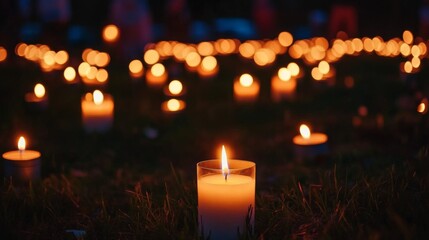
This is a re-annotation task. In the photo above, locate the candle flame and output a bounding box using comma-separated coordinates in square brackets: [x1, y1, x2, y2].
[239, 73, 253, 87]
[168, 80, 183, 95]
[278, 68, 291, 81]
[299, 124, 311, 139]
[221, 145, 229, 180]
[167, 99, 180, 111]
[18, 136, 26, 151]
[93, 90, 104, 105]
[417, 99, 428, 114]
[34, 83, 45, 98]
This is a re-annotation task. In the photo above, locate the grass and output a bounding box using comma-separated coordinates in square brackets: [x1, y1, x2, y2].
[1, 147, 428, 239]
[1, 36, 429, 239]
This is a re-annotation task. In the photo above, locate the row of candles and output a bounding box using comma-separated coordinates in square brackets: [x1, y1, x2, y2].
[3, 123, 327, 238]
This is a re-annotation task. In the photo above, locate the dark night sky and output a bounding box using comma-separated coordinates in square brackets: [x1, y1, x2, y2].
[0, 0, 424, 46]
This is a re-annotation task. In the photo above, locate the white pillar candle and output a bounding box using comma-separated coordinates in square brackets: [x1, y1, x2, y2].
[197, 146, 256, 239]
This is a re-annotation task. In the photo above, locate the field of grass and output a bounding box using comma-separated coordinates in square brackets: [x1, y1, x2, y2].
[0, 38, 429, 239]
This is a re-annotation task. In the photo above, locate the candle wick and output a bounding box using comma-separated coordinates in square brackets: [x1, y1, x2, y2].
[224, 173, 228, 182]
[19, 149, 23, 159]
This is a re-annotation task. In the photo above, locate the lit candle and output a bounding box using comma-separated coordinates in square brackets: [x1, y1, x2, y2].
[197, 56, 219, 79]
[2, 136, 41, 181]
[64, 66, 78, 84]
[417, 98, 428, 114]
[271, 67, 297, 101]
[146, 63, 168, 88]
[233, 73, 260, 103]
[163, 80, 185, 97]
[161, 98, 186, 114]
[129, 59, 144, 79]
[292, 124, 329, 162]
[197, 146, 256, 239]
[81, 90, 114, 132]
[25, 83, 48, 110]
[102, 24, 120, 44]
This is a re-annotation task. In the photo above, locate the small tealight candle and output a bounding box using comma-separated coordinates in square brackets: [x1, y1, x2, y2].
[197, 146, 256, 239]
[271, 67, 297, 102]
[2, 136, 41, 181]
[25, 83, 48, 110]
[292, 124, 328, 162]
[81, 90, 114, 132]
[161, 98, 186, 114]
[146, 63, 168, 88]
[233, 73, 260, 103]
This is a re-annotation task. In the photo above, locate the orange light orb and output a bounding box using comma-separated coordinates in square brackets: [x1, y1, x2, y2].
[102, 24, 120, 43]
[0, 47, 7, 62]
[64, 67, 76, 82]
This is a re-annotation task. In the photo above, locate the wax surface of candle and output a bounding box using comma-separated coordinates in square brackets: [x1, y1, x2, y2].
[198, 173, 255, 239]
[81, 94, 114, 116]
[2, 150, 41, 161]
[293, 133, 328, 145]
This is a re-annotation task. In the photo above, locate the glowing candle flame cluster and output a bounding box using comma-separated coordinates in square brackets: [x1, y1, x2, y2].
[15, 43, 69, 72]
[78, 48, 110, 85]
